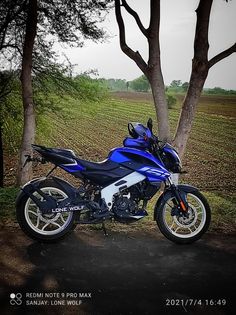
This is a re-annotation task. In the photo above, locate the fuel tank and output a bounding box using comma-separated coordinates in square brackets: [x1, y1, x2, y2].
[108, 147, 170, 182]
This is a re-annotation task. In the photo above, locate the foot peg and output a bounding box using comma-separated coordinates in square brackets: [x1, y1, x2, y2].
[93, 210, 112, 220]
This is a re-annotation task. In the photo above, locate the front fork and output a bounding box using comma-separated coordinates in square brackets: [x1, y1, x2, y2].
[167, 178, 189, 214]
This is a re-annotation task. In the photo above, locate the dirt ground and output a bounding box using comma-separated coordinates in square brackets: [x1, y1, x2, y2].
[0, 227, 235, 315]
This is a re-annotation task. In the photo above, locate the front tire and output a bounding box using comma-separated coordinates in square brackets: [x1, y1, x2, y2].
[156, 188, 211, 244]
[16, 179, 77, 242]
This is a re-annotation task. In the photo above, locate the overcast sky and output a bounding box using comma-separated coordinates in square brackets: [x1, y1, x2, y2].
[57, 0, 236, 89]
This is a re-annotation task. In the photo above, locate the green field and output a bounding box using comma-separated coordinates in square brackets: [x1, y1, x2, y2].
[1, 92, 236, 232]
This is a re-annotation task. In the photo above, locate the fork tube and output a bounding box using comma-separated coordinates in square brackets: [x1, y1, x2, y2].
[168, 182, 188, 212]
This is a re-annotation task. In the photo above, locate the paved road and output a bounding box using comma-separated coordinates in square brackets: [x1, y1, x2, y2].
[0, 227, 235, 315]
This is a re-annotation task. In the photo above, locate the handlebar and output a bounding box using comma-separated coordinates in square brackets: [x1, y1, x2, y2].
[127, 118, 164, 152]
[148, 134, 166, 156]
[149, 134, 162, 146]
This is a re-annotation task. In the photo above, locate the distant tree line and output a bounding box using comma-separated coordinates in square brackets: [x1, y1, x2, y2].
[100, 76, 236, 95]
[167, 80, 236, 95]
[99, 78, 128, 91]
[203, 87, 236, 95]
[100, 75, 150, 92]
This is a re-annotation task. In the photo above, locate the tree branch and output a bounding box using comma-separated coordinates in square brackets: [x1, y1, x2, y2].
[0, 25, 8, 50]
[1, 44, 23, 56]
[147, 0, 161, 67]
[193, 0, 213, 62]
[0, 1, 27, 51]
[121, 0, 147, 37]
[114, 0, 148, 76]
[208, 43, 236, 68]
[148, 0, 160, 34]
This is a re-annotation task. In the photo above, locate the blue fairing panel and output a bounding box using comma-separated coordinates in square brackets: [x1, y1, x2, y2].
[108, 148, 131, 163]
[109, 147, 165, 169]
[123, 137, 149, 149]
[163, 146, 180, 162]
[138, 166, 170, 182]
[108, 147, 170, 182]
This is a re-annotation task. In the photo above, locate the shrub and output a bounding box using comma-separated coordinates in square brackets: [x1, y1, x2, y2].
[166, 94, 177, 109]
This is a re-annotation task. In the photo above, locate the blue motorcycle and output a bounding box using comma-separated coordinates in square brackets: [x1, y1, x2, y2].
[16, 118, 211, 244]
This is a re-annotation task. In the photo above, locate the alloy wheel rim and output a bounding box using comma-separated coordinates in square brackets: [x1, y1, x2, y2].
[24, 187, 73, 235]
[163, 194, 206, 238]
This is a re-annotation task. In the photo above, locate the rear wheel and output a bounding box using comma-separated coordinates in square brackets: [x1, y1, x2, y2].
[156, 189, 211, 244]
[16, 180, 77, 242]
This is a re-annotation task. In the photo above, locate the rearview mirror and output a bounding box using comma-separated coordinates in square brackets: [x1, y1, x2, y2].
[147, 118, 153, 132]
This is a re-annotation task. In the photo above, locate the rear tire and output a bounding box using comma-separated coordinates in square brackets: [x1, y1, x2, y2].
[156, 188, 211, 244]
[16, 179, 77, 242]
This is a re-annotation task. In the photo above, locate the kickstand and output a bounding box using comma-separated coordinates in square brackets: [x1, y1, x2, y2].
[102, 221, 108, 237]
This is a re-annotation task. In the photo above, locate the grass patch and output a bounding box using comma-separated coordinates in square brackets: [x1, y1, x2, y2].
[0, 187, 19, 223]
[204, 191, 236, 233]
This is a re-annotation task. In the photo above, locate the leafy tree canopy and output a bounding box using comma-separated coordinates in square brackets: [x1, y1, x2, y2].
[130, 75, 150, 92]
[0, 0, 112, 72]
[170, 80, 182, 88]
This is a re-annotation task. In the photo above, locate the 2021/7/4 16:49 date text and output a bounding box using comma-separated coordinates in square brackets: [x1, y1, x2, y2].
[165, 299, 227, 307]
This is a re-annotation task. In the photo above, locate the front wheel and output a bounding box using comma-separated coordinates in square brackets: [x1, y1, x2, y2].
[156, 188, 211, 244]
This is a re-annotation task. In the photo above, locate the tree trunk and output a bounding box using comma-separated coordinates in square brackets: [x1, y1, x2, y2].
[17, 0, 37, 186]
[149, 69, 170, 142]
[173, 0, 212, 159]
[147, 0, 170, 142]
[0, 122, 3, 187]
[173, 60, 208, 158]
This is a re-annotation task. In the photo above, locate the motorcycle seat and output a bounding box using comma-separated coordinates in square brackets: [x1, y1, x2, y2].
[48, 148, 76, 158]
[76, 158, 118, 171]
[32, 144, 119, 171]
[32, 145, 76, 159]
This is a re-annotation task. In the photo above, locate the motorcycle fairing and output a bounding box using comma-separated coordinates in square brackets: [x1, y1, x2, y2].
[123, 136, 149, 149]
[101, 171, 146, 210]
[80, 166, 133, 186]
[161, 143, 182, 173]
[32, 145, 171, 188]
[109, 147, 164, 168]
[138, 166, 170, 182]
[108, 147, 170, 182]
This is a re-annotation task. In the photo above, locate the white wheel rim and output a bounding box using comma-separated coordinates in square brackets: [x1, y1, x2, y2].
[24, 187, 73, 235]
[163, 193, 207, 239]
